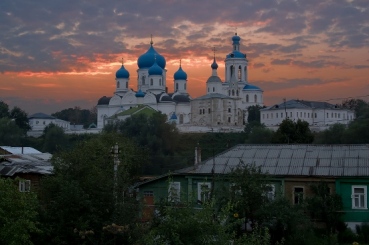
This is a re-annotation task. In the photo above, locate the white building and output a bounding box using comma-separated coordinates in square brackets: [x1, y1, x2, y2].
[97, 33, 264, 131]
[260, 99, 355, 131]
[28, 113, 70, 131]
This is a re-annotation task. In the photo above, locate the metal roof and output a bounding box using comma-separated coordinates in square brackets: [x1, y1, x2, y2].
[1, 146, 41, 154]
[178, 144, 369, 177]
[0, 153, 53, 176]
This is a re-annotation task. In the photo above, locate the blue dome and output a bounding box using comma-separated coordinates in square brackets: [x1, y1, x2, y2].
[135, 89, 145, 97]
[211, 58, 218, 69]
[174, 66, 187, 80]
[170, 113, 177, 120]
[226, 50, 246, 59]
[115, 65, 129, 79]
[243, 84, 262, 91]
[148, 61, 163, 76]
[232, 34, 241, 44]
[137, 45, 166, 69]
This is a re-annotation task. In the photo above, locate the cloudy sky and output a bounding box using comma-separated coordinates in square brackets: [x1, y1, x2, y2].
[1, 0, 368, 114]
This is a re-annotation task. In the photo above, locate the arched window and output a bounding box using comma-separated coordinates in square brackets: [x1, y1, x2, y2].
[238, 66, 241, 81]
[213, 87, 215, 92]
[232, 90, 235, 96]
[236, 90, 239, 96]
[184, 84, 186, 90]
[228, 108, 231, 113]
[159, 79, 162, 85]
[126, 82, 128, 88]
[254, 94, 257, 102]
[208, 87, 210, 92]
[142, 76, 145, 85]
[176, 83, 178, 91]
[117, 81, 120, 88]
[203, 109, 205, 114]
[230, 65, 234, 77]
[246, 94, 249, 102]
[208, 108, 211, 114]
[228, 90, 231, 96]
[199, 109, 202, 115]
[150, 79, 153, 85]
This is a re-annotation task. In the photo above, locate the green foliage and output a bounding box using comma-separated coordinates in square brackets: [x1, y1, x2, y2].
[305, 182, 343, 235]
[38, 133, 145, 244]
[342, 99, 369, 119]
[41, 124, 68, 153]
[228, 162, 271, 228]
[246, 125, 274, 144]
[314, 123, 346, 144]
[0, 117, 26, 146]
[0, 178, 40, 245]
[52, 106, 97, 128]
[272, 118, 314, 143]
[247, 105, 263, 123]
[356, 223, 369, 244]
[0, 100, 10, 118]
[10, 106, 31, 131]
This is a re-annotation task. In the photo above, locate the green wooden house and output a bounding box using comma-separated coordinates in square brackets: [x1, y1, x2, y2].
[137, 144, 369, 228]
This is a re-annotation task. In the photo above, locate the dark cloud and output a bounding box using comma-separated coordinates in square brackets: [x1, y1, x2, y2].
[0, 0, 368, 73]
[252, 62, 265, 68]
[353, 65, 369, 69]
[254, 77, 347, 91]
[271, 58, 347, 69]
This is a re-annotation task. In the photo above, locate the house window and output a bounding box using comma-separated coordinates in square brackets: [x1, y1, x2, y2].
[290, 112, 292, 117]
[198, 182, 211, 203]
[19, 180, 31, 192]
[168, 182, 180, 202]
[254, 94, 257, 102]
[352, 186, 367, 209]
[246, 94, 249, 102]
[266, 184, 275, 201]
[143, 191, 154, 197]
[293, 187, 304, 204]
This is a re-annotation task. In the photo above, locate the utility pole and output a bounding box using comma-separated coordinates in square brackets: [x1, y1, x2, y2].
[111, 143, 120, 205]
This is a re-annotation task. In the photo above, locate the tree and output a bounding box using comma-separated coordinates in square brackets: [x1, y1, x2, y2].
[228, 162, 272, 231]
[0, 117, 25, 146]
[314, 123, 346, 144]
[104, 112, 180, 174]
[10, 106, 31, 131]
[272, 119, 314, 144]
[306, 182, 343, 236]
[52, 106, 97, 128]
[42, 124, 68, 153]
[0, 101, 10, 118]
[246, 125, 274, 144]
[342, 99, 369, 119]
[38, 133, 145, 244]
[247, 105, 263, 123]
[0, 178, 40, 245]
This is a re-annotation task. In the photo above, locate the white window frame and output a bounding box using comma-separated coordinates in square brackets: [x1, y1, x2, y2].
[197, 182, 211, 203]
[168, 182, 180, 202]
[352, 185, 367, 209]
[19, 180, 31, 192]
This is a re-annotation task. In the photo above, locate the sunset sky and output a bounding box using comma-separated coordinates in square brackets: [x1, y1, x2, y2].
[1, 0, 368, 115]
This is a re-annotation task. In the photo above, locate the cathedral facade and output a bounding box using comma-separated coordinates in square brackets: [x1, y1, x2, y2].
[97, 34, 264, 131]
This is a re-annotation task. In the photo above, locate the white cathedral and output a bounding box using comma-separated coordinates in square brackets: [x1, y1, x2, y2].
[97, 33, 264, 131]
